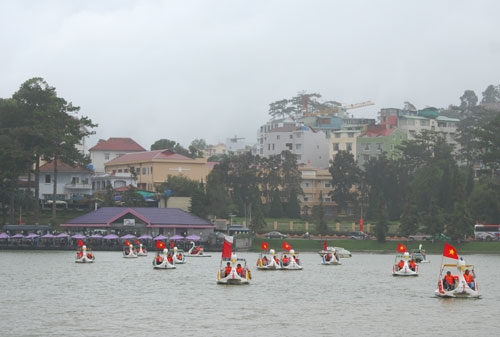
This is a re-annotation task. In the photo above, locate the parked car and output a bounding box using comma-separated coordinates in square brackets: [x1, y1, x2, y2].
[265, 231, 287, 239]
[349, 231, 367, 240]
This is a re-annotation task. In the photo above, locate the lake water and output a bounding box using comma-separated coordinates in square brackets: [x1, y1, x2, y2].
[0, 250, 498, 336]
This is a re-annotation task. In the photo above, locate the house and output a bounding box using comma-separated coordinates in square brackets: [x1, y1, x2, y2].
[39, 159, 93, 207]
[298, 165, 337, 217]
[104, 149, 213, 192]
[89, 137, 146, 174]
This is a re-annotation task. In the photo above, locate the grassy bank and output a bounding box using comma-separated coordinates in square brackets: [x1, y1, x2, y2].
[250, 237, 500, 254]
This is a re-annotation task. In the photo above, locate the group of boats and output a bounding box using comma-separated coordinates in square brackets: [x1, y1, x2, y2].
[75, 234, 481, 298]
[391, 242, 480, 298]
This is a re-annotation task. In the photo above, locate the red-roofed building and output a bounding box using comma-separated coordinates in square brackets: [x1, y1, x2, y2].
[356, 124, 407, 167]
[89, 138, 146, 174]
[39, 159, 93, 207]
[104, 149, 213, 192]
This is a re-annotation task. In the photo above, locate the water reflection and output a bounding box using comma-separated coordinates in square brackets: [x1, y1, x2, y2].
[0, 251, 498, 337]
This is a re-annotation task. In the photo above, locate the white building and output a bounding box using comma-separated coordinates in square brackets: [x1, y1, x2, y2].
[89, 137, 146, 174]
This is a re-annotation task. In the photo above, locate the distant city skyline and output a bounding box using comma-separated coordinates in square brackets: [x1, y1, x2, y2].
[2, 1, 499, 149]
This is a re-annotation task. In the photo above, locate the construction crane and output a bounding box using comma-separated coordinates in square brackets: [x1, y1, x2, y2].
[228, 135, 245, 143]
[342, 101, 375, 110]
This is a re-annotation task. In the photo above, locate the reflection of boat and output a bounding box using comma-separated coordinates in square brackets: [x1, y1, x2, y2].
[187, 241, 211, 257]
[331, 247, 352, 258]
[216, 236, 251, 285]
[152, 248, 176, 269]
[75, 245, 95, 263]
[256, 248, 281, 270]
[280, 249, 303, 270]
[136, 243, 148, 256]
[435, 244, 479, 298]
[172, 247, 186, 264]
[123, 244, 138, 258]
[392, 244, 418, 276]
[410, 244, 429, 263]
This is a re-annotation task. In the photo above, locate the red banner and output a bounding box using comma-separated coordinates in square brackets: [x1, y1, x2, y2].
[397, 243, 407, 253]
[443, 243, 459, 259]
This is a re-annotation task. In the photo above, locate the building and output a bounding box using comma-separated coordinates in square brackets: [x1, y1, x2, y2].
[39, 159, 93, 207]
[356, 125, 407, 167]
[60, 207, 215, 238]
[89, 137, 146, 174]
[104, 149, 213, 192]
[259, 123, 330, 168]
[298, 165, 336, 217]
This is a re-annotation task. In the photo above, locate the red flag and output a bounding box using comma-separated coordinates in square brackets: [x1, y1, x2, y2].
[124, 240, 131, 246]
[282, 241, 291, 251]
[77, 239, 84, 247]
[323, 241, 327, 251]
[221, 236, 233, 259]
[261, 241, 269, 251]
[443, 243, 459, 259]
[135, 239, 140, 245]
[170, 240, 174, 248]
[397, 243, 407, 253]
[156, 240, 165, 250]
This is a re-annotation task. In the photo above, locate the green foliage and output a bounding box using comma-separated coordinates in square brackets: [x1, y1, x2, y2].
[268, 189, 284, 218]
[329, 150, 361, 212]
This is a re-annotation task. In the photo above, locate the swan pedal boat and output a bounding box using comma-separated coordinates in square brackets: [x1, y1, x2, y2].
[279, 250, 303, 270]
[75, 245, 95, 263]
[392, 252, 418, 276]
[256, 249, 281, 270]
[319, 248, 341, 265]
[217, 254, 251, 285]
[186, 241, 211, 257]
[152, 248, 176, 269]
[136, 244, 148, 256]
[329, 246, 352, 258]
[171, 247, 186, 264]
[410, 244, 429, 263]
[123, 244, 138, 258]
[435, 258, 479, 298]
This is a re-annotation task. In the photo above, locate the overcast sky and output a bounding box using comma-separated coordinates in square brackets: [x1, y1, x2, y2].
[1, 1, 499, 150]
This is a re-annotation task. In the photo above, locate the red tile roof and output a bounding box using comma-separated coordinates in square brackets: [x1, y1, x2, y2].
[40, 159, 92, 172]
[89, 138, 146, 152]
[105, 149, 194, 165]
[360, 125, 397, 137]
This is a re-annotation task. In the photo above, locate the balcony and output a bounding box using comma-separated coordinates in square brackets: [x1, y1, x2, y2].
[65, 183, 92, 190]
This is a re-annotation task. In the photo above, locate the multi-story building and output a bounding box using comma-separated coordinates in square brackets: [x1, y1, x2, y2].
[104, 149, 213, 192]
[298, 165, 336, 217]
[356, 124, 407, 167]
[39, 159, 93, 207]
[89, 137, 146, 174]
[259, 119, 330, 168]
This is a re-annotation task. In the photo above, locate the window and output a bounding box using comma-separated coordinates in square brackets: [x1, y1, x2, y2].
[71, 177, 80, 184]
[364, 144, 370, 151]
[333, 143, 339, 151]
[277, 135, 280, 140]
[104, 153, 110, 160]
[45, 175, 51, 183]
[295, 144, 302, 150]
[324, 183, 331, 188]
[142, 167, 146, 175]
[348, 132, 354, 138]
[346, 143, 352, 152]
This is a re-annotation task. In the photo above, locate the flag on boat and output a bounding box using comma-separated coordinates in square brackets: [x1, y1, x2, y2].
[443, 243, 459, 259]
[397, 243, 407, 253]
[156, 240, 166, 250]
[222, 236, 233, 259]
[261, 241, 269, 251]
[170, 240, 175, 248]
[282, 241, 291, 251]
[77, 239, 84, 247]
[135, 239, 140, 245]
[124, 240, 131, 246]
[323, 241, 327, 251]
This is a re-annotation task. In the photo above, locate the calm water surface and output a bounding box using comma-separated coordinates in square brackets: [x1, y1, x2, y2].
[1, 250, 499, 336]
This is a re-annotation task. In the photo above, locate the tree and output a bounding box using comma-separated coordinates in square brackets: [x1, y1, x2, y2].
[11, 78, 96, 221]
[312, 192, 327, 235]
[328, 150, 361, 215]
[150, 138, 191, 157]
[481, 84, 500, 104]
[268, 189, 284, 218]
[459, 90, 478, 110]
